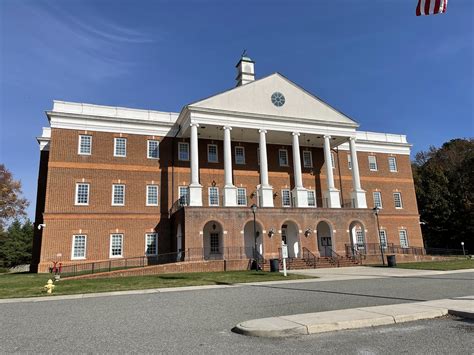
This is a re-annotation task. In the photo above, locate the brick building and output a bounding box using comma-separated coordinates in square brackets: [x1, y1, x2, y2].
[32, 57, 423, 273]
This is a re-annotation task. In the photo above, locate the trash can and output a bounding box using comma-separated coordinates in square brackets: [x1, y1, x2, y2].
[270, 259, 280, 272]
[387, 255, 397, 267]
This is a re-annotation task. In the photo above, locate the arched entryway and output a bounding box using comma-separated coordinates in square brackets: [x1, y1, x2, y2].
[203, 221, 223, 260]
[316, 221, 333, 257]
[243, 221, 263, 258]
[281, 221, 300, 258]
[349, 220, 366, 255]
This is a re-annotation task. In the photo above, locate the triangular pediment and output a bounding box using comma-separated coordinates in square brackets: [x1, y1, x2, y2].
[188, 73, 358, 127]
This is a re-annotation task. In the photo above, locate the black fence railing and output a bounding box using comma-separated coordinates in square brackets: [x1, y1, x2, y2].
[55, 247, 260, 278]
[425, 247, 468, 256]
[345, 243, 425, 256]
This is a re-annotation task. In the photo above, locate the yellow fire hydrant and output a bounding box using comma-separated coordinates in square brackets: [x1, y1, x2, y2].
[44, 279, 55, 294]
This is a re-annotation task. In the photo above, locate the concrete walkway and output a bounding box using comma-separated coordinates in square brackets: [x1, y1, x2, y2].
[233, 295, 474, 337]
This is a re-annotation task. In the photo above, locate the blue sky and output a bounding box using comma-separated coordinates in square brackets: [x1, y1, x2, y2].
[1, 0, 473, 219]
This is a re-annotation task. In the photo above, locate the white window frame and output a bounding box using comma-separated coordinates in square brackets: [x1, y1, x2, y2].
[356, 229, 365, 246]
[178, 142, 189, 161]
[279, 149, 289, 167]
[331, 152, 336, 169]
[147, 140, 159, 159]
[307, 190, 316, 207]
[178, 186, 189, 206]
[373, 191, 383, 209]
[281, 189, 291, 207]
[112, 184, 125, 206]
[75, 183, 90, 206]
[110, 234, 123, 258]
[145, 233, 158, 256]
[208, 186, 219, 206]
[303, 150, 313, 168]
[388, 156, 398, 172]
[207, 144, 218, 163]
[114, 137, 127, 157]
[237, 188, 247, 206]
[368, 155, 378, 171]
[146, 185, 159, 206]
[399, 229, 409, 248]
[393, 192, 403, 209]
[347, 154, 352, 170]
[235, 146, 245, 165]
[379, 230, 388, 248]
[71, 235, 87, 260]
[78, 135, 92, 155]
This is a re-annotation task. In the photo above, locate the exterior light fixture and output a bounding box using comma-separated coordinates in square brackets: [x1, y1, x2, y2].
[250, 204, 259, 270]
[268, 228, 275, 238]
[304, 228, 312, 237]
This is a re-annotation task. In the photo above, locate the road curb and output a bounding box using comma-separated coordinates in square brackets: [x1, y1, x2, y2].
[233, 297, 474, 337]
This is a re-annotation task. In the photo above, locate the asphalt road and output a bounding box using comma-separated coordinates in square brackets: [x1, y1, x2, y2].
[1, 271, 473, 354]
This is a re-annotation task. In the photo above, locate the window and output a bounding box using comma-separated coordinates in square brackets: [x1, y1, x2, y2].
[330, 152, 336, 169]
[112, 184, 125, 206]
[207, 144, 218, 163]
[145, 233, 158, 256]
[78, 135, 92, 155]
[388, 156, 398, 172]
[235, 146, 245, 165]
[72, 235, 86, 259]
[146, 185, 159, 206]
[282, 189, 291, 207]
[75, 183, 90, 205]
[368, 155, 378, 171]
[393, 192, 403, 209]
[307, 190, 316, 207]
[379, 230, 387, 248]
[399, 229, 409, 248]
[347, 154, 352, 170]
[179, 186, 189, 206]
[237, 188, 247, 206]
[178, 142, 189, 161]
[209, 187, 219, 206]
[356, 229, 365, 246]
[303, 151, 313, 168]
[147, 140, 159, 159]
[114, 138, 127, 157]
[279, 149, 288, 166]
[373, 191, 383, 209]
[110, 234, 123, 258]
[210, 233, 219, 254]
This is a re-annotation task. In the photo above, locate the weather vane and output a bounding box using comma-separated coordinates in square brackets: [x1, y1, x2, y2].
[241, 49, 247, 58]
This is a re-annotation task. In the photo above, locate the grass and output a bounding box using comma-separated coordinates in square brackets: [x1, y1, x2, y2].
[395, 258, 474, 271]
[0, 271, 313, 299]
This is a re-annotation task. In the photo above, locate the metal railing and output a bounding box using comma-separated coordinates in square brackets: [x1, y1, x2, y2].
[55, 247, 261, 278]
[344, 243, 425, 256]
[425, 247, 469, 256]
[302, 247, 317, 268]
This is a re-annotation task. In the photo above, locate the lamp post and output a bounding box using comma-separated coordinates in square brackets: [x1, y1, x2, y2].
[461, 242, 466, 257]
[250, 204, 258, 270]
[373, 206, 385, 266]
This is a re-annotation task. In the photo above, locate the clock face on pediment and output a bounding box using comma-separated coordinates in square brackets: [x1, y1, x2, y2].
[271, 92, 285, 107]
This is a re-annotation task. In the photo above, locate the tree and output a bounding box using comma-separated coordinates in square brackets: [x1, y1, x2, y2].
[0, 164, 29, 229]
[0, 219, 34, 268]
[413, 138, 474, 252]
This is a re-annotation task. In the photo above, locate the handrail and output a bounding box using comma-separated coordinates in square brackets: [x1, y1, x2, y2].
[302, 247, 317, 268]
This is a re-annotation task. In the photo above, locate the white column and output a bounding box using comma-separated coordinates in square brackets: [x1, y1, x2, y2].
[223, 126, 237, 206]
[349, 137, 367, 208]
[257, 129, 273, 207]
[188, 122, 202, 206]
[291, 132, 308, 207]
[323, 135, 341, 208]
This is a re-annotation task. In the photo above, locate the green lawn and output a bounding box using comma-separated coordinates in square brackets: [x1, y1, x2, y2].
[0, 271, 313, 299]
[395, 258, 474, 271]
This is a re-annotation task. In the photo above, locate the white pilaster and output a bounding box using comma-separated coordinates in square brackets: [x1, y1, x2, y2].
[223, 126, 237, 206]
[323, 135, 341, 208]
[257, 129, 273, 207]
[291, 132, 308, 207]
[349, 137, 367, 208]
[189, 122, 202, 206]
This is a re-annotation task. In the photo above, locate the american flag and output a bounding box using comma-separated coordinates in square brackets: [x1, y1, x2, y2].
[416, 0, 448, 16]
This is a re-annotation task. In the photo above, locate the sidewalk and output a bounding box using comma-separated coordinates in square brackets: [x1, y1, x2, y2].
[233, 295, 474, 337]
